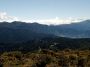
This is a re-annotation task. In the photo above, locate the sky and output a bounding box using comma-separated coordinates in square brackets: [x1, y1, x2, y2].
[0, 0, 90, 25]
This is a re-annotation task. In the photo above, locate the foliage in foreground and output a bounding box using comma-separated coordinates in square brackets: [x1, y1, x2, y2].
[0, 49, 90, 67]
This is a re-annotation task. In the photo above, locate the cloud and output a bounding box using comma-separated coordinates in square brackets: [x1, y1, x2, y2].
[25, 17, 86, 25]
[0, 12, 87, 25]
[0, 12, 18, 22]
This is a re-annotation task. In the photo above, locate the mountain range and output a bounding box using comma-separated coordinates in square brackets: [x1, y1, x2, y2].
[0, 20, 90, 42]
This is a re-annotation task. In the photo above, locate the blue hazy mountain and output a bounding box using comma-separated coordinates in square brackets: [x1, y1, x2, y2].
[52, 20, 90, 38]
[0, 20, 90, 42]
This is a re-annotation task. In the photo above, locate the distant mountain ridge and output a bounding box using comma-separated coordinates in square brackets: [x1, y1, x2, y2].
[0, 20, 90, 42]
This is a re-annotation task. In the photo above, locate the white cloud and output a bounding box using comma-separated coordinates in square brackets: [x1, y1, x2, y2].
[25, 17, 86, 25]
[0, 12, 88, 25]
[0, 12, 18, 22]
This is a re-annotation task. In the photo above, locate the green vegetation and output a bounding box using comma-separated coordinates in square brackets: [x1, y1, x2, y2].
[1, 37, 90, 52]
[0, 37, 90, 67]
[0, 49, 90, 67]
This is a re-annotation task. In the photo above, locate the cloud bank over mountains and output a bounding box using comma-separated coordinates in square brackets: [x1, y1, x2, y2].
[0, 12, 88, 25]
[28, 17, 85, 25]
[0, 12, 18, 22]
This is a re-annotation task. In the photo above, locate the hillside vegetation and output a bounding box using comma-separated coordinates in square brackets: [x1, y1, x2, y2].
[0, 37, 90, 52]
[0, 49, 90, 67]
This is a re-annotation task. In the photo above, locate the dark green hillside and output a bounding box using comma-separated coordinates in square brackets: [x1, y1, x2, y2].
[0, 37, 90, 52]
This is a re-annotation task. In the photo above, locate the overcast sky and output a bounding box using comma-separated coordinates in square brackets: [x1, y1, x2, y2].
[0, 0, 90, 25]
